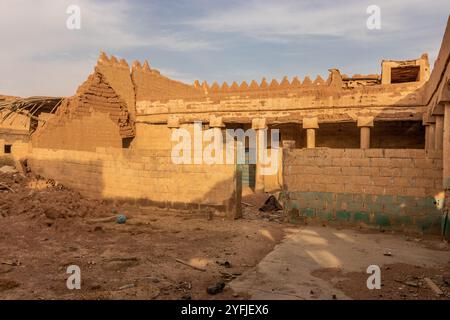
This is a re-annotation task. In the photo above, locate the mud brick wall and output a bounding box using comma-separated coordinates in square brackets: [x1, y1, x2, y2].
[32, 70, 134, 152]
[32, 112, 123, 152]
[132, 63, 205, 103]
[96, 54, 136, 121]
[28, 147, 239, 217]
[282, 148, 444, 234]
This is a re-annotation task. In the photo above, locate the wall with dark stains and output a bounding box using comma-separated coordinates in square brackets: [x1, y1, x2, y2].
[282, 148, 445, 235]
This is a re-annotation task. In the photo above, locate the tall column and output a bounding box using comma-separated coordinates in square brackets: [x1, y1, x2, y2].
[167, 116, 181, 149]
[306, 129, 315, 148]
[443, 103, 450, 190]
[424, 124, 430, 149]
[357, 116, 374, 149]
[424, 113, 437, 150]
[303, 117, 319, 149]
[428, 123, 436, 150]
[252, 118, 266, 193]
[435, 115, 444, 150]
[209, 115, 225, 163]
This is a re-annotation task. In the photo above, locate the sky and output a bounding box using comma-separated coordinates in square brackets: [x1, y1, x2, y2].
[0, 0, 449, 97]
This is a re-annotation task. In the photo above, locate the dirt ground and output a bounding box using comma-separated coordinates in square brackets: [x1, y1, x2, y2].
[0, 169, 449, 300]
[0, 170, 284, 300]
[312, 263, 450, 300]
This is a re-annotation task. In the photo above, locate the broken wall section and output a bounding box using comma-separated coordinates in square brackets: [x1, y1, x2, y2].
[28, 147, 240, 218]
[96, 52, 136, 121]
[32, 71, 134, 152]
[282, 148, 444, 234]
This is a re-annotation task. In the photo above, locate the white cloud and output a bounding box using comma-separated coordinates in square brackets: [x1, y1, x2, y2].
[188, 0, 449, 41]
[0, 0, 448, 96]
[0, 0, 214, 96]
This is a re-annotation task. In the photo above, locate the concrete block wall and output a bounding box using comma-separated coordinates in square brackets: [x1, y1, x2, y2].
[282, 148, 445, 234]
[28, 147, 239, 217]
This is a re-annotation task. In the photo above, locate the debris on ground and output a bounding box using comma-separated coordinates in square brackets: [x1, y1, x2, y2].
[116, 214, 127, 224]
[312, 263, 450, 300]
[207, 281, 225, 295]
[0, 171, 113, 220]
[118, 283, 136, 291]
[424, 277, 444, 296]
[0, 182, 15, 192]
[0, 164, 283, 300]
[259, 195, 283, 212]
[216, 260, 232, 268]
[0, 279, 20, 292]
[175, 258, 206, 272]
[405, 280, 420, 288]
[88, 216, 116, 223]
[0, 259, 21, 266]
[220, 271, 238, 281]
[242, 193, 283, 212]
[444, 277, 450, 287]
[0, 165, 18, 175]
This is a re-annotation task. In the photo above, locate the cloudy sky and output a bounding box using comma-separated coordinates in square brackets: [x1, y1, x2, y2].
[0, 0, 449, 97]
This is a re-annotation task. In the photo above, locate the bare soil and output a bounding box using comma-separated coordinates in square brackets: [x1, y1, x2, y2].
[0, 172, 284, 300]
[312, 263, 450, 300]
[1, 170, 449, 300]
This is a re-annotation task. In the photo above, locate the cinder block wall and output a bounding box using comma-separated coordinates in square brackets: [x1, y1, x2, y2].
[28, 147, 239, 217]
[282, 148, 444, 234]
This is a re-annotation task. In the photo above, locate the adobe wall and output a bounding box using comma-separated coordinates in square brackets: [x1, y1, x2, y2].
[282, 148, 445, 234]
[0, 112, 31, 161]
[132, 123, 172, 150]
[32, 111, 122, 152]
[136, 80, 426, 125]
[32, 70, 134, 152]
[421, 17, 449, 238]
[132, 61, 204, 103]
[27, 147, 240, 217]
[0, 111, 30, 132]
[96, 52, 136, 121]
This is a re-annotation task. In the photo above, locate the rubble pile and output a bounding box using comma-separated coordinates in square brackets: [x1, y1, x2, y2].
[0, 166, 110, 220]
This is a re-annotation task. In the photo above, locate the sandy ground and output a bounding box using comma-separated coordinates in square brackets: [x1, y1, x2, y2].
[230, 226, 450, 300]
[0, 171, 284, 300]
[1, 170, 449, 300]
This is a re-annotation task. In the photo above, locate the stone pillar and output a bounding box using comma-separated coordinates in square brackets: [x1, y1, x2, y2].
[252, 118, 267, 193]
[306, 129, 315, 149]
[428, 123, 436, 150]
[444, 103, 450, 190]
[303, 117, 319, 149]
[167, 116, 181, 148]
[209, 115, 225, 140]
[381, 61, 393, 85]
[357, 116, 374, 149]
[167, 116, 180, 129]
[435, 115, 444, 150]
[424, 113, 437, 150]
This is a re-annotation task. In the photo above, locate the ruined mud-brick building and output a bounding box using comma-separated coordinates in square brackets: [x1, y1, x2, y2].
[1, 18, 450, 237]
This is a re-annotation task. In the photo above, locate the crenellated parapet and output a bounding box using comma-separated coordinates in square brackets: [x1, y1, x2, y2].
[80, 52, 427, 124]
[94, 51, 419, 107]
[190, 71, 347, 101]
[95, 52, 136, 120]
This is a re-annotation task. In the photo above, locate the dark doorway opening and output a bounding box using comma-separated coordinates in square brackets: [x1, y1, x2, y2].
[4, 144, 12, 154]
